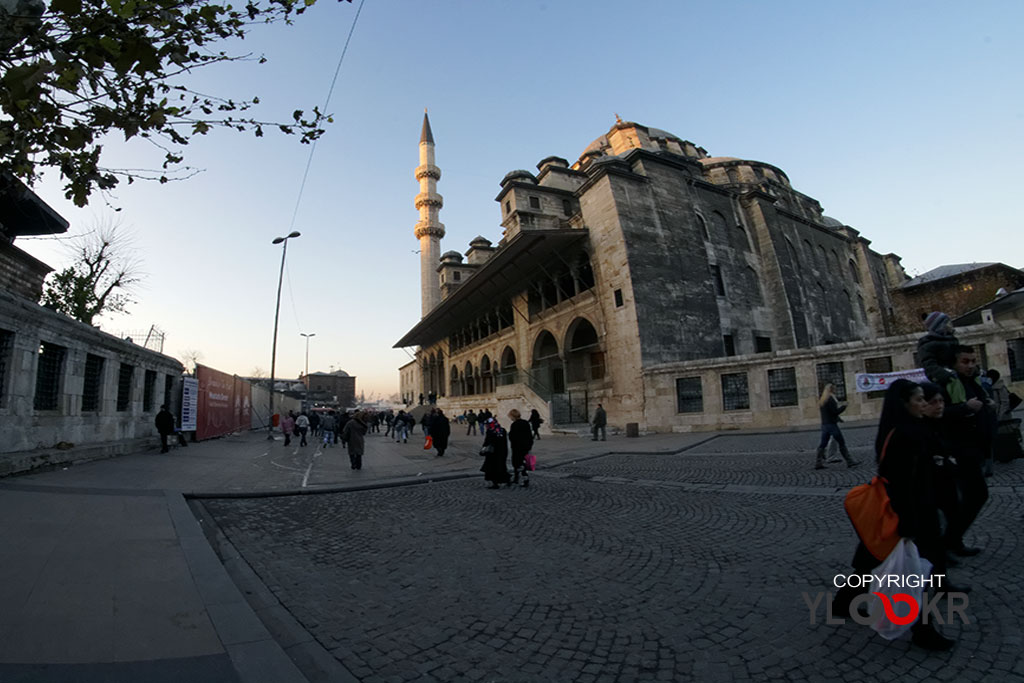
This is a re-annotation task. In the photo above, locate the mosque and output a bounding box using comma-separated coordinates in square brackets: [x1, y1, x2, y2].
[394, 114, 968, 432]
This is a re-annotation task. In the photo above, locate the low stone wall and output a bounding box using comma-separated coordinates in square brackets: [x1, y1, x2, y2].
[642, 321, 1024, 433]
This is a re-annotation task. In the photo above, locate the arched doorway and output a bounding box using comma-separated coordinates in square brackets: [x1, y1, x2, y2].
[480, 355, 493, 394]
[565, 318, 603, 383]
[464, 361, 475, 395]
[532, 330, 564, 394]
[499, 346, 517, 386]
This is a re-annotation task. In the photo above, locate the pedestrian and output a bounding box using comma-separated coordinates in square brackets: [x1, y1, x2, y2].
[916, 311, 959, 385]
[337, 410, 351, 449]
[394, 410, 409, 443]
[508, 409, 533, 487]
[281, 411, 295, 447]
[920, 381, 962, 567]
[155, 404, 175, 454]
[986, 369, 1012, 420]
[432, 409, 451, 457]
[479, 418, 510, 489]
[421, 409, 434, 437]
[296, 411, 310, 447]
[814, 383, 859, 469]
[941, 345, 992, 552]
[831, 379, 957, 651]
[343, 411, 368, 470]
[591, 403, 607, 441]
[321, 411, 337, 447]
[308, 410, 321, 438]
[466, 409, 478, 436]
[528, 408, 544, 440]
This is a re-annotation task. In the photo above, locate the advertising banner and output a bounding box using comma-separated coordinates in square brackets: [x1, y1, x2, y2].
[854, 368, 929, 393]
[196, 364, 252, 440]
[181, 377, 199, 431]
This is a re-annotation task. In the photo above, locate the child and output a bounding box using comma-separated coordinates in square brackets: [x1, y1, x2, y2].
[916, 311, 959, 385]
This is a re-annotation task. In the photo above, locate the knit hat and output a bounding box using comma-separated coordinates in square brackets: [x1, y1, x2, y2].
[923, 311, 950, 333]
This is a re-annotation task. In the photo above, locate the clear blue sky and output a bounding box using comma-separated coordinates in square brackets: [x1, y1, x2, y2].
[19, 0, 1024, 399]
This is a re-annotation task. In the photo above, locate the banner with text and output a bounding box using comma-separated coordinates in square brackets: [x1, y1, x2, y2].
[196, 364, 252, 440]
[854, 368, 929, 393]
[181, 377, 199, 431]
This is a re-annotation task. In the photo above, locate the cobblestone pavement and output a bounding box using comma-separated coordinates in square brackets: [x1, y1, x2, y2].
[201, 430, 1024, 682]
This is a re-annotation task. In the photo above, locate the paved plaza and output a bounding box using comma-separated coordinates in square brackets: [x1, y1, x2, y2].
[1, 424, 1023, 682]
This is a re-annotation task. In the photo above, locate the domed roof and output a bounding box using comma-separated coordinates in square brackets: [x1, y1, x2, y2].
[469, 235, 493, 247]
[501, 169, 537, 185]
[821, 215, 844, 228]
[441, 250, 463, 262]
[330, 369, 349, 377]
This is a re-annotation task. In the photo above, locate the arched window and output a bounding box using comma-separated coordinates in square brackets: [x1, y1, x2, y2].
[480, 355, 492, 394]
[848, 259, 861, 284]
[710, 211, 727, 239]
[803, 239, 814, 263]
[568, 319, 599, 351]
[785, 238, 800, 273]
[734, 224, 750, 251]
[464, 361, 475, 395]
[817, 245, 828, 271]
[533, 331, 559, 362]
[499, 346, 517, 386]
[695, 213, 709, 240]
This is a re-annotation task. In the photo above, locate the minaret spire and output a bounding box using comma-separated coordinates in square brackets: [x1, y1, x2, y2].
[414, 111, 444, 316]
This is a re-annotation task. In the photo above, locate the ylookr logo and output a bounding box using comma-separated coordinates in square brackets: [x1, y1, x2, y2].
[803, 573, 970, 626]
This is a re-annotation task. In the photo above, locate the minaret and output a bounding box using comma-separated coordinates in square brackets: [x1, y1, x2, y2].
[414, 110, 445, 317]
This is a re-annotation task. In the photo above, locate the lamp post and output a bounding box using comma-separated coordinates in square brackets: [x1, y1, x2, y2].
[267, 230, 301, 439]
[300, 332, 315, 394]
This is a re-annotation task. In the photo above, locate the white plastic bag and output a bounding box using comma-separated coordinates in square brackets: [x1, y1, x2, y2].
[868, 538, 933, 640]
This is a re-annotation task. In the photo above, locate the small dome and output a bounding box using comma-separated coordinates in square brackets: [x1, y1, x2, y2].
[501, 169, 537, 186]
[331, 370, 349, 377]
[441, 250, 463, 262]
[469, 236, 493, 248]
[537, 156, 569, 171]
[821, 216, 844, 228]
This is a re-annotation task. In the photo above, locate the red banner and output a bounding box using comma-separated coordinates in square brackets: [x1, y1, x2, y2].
[196, 364, 252, 441]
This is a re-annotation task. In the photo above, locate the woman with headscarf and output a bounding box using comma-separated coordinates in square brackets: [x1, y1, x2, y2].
[342, 411, 368, 470]
[479, 417, 510, 489]
[508, 409, 534, 487]
[814, 383, 859, 469]
[832, 379, 956, 651]
[432, 408, 451, 457]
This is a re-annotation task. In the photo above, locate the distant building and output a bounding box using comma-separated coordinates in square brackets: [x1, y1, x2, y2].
[891, 262, 1024, 333]
[299, 370, 356, 407]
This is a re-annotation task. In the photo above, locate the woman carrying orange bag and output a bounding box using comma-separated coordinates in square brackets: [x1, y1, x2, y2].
[832, 379, 962, 651]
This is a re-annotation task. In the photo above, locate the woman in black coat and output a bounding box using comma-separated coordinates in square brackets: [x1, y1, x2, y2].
[528, 409, 544, 440]
[479, 418, 510, 489]
[832, 379, 955, 651]
[508, 409, 534, 487]
[432, 409, 451, 457]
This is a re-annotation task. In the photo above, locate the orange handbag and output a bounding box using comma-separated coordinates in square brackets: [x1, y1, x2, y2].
[423, 435, 433, 450]
[843, 429, 900, 561]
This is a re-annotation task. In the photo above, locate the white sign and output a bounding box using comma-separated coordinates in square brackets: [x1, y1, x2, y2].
[854, 368, 929, 393]
[181, 377, 199, 431]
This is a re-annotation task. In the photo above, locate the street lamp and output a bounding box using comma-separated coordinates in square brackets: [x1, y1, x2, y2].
[267, 230, 301, 439]
[300, 332, 315, 391]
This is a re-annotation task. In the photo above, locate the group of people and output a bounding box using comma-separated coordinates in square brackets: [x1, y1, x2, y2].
[830, 311, 1014, 651]
[478, 409, 536, 489]
[279, 409, 368, 470]
[456, 408, 544, 440]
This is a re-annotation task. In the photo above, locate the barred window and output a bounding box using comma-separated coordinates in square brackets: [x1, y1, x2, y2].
[721, 372, 750, 411]
[143, 369, 157, 412]
[816, 362, 846, 401]
[755, 336, 772, 353]
[863, 356, 893, 399]
[0, 329, 13, 408]
[676, 377, 703, 414]
[164, 374, 174, 409]
[117, 363, 134, 412]
[34, 342, 66, 411]
[82, 354, 105, 412]
[767, 367, 798, 407]
[1008, 338, 1024, 382]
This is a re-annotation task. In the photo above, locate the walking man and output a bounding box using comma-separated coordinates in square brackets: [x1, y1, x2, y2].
[592, 403, 607, 441]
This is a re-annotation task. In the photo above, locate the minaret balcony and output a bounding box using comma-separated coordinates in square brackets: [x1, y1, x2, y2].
[415, 164, 442, 181]
[414, 221, 446, 239]
[415, 192, 444, 210]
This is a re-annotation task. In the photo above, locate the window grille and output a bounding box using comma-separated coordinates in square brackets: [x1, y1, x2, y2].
[143, 369, 157, 412]
[816, 362, 846, 401]
[676, 377, 703, 413]
[1008, 339, 1024, 382]
[82, 354, 105, 412]
[767, 368, 798, 407]
[863, 356, 893, 399]
[721, 372, 750, 411]
[755, 336, 772, 353]
[34, 342, 66, 410]
[0, 330, 13, 408]
[164, 375, 174, 409]
[117, 363, 134, 412]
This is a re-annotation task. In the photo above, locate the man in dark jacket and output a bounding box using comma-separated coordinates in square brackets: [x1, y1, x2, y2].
[155, 405, 175, 453]
[942, 345, 994, 556]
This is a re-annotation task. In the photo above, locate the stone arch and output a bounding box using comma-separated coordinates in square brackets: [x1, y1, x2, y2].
[464, 360, 475, 395]
[498, 346, 517, 386]
[848, 259, 861, 284]
[695, 212, 710, 240]
[531, 330, 564, 394]
[565, 318, 605, 383]
[710, 211, 727, 240]
[480, 354, 493, 394]
[449, 365, 460, 397]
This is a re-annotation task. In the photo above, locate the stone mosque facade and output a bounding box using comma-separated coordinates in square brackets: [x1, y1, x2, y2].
[395, 115, 1020, 432]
